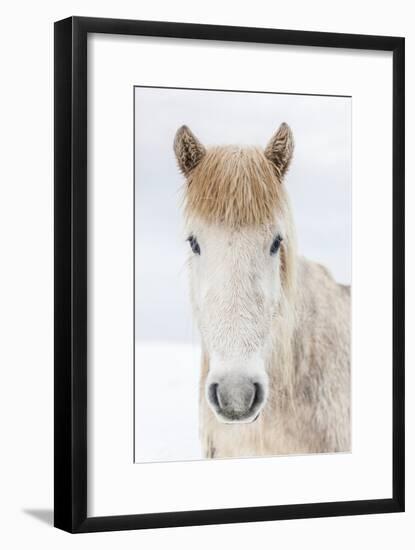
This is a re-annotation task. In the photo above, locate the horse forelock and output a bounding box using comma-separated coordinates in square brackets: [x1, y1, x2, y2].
[183, 146, 286, 228]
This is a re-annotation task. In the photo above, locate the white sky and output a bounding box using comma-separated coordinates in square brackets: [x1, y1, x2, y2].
[134, 87, 351, 345]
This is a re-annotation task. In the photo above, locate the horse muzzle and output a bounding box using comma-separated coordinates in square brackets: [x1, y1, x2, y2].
[206, 374, 266, 424]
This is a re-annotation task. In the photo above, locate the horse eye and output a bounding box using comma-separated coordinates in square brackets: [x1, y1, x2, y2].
[188, 235, 201, 255]
[270, 235, 282, 256]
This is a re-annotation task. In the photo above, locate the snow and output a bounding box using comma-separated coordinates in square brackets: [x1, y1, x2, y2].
[134, 342, 203, 462]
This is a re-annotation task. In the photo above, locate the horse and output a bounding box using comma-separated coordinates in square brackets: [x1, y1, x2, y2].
[174, 123, 350, 459]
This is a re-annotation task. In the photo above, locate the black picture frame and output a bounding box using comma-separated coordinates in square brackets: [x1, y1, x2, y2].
[54, 16, 405, 533]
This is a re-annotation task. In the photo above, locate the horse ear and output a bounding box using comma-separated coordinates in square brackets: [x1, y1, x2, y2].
[174, 125, 206, 175]
[264, 123, 294, 177]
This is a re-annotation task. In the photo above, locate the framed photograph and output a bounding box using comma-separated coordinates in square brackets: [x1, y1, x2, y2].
[54, 16, 405, 533]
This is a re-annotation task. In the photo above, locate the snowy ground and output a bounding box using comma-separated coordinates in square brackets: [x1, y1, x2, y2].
[134, 342, 203, 462]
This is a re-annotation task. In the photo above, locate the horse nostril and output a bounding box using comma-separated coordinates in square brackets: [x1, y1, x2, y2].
[251, 382, 264, 411]
[208, 383, 220, 410]
[247, 383, 257, 410]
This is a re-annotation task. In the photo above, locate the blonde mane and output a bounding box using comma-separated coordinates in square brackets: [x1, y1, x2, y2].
[184, 146, 286, 227]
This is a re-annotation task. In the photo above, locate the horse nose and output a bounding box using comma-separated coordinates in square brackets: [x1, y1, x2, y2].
[207, 377, 265, 423]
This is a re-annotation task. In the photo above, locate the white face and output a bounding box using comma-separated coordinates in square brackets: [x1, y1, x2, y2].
[187, 218, 285, 424]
